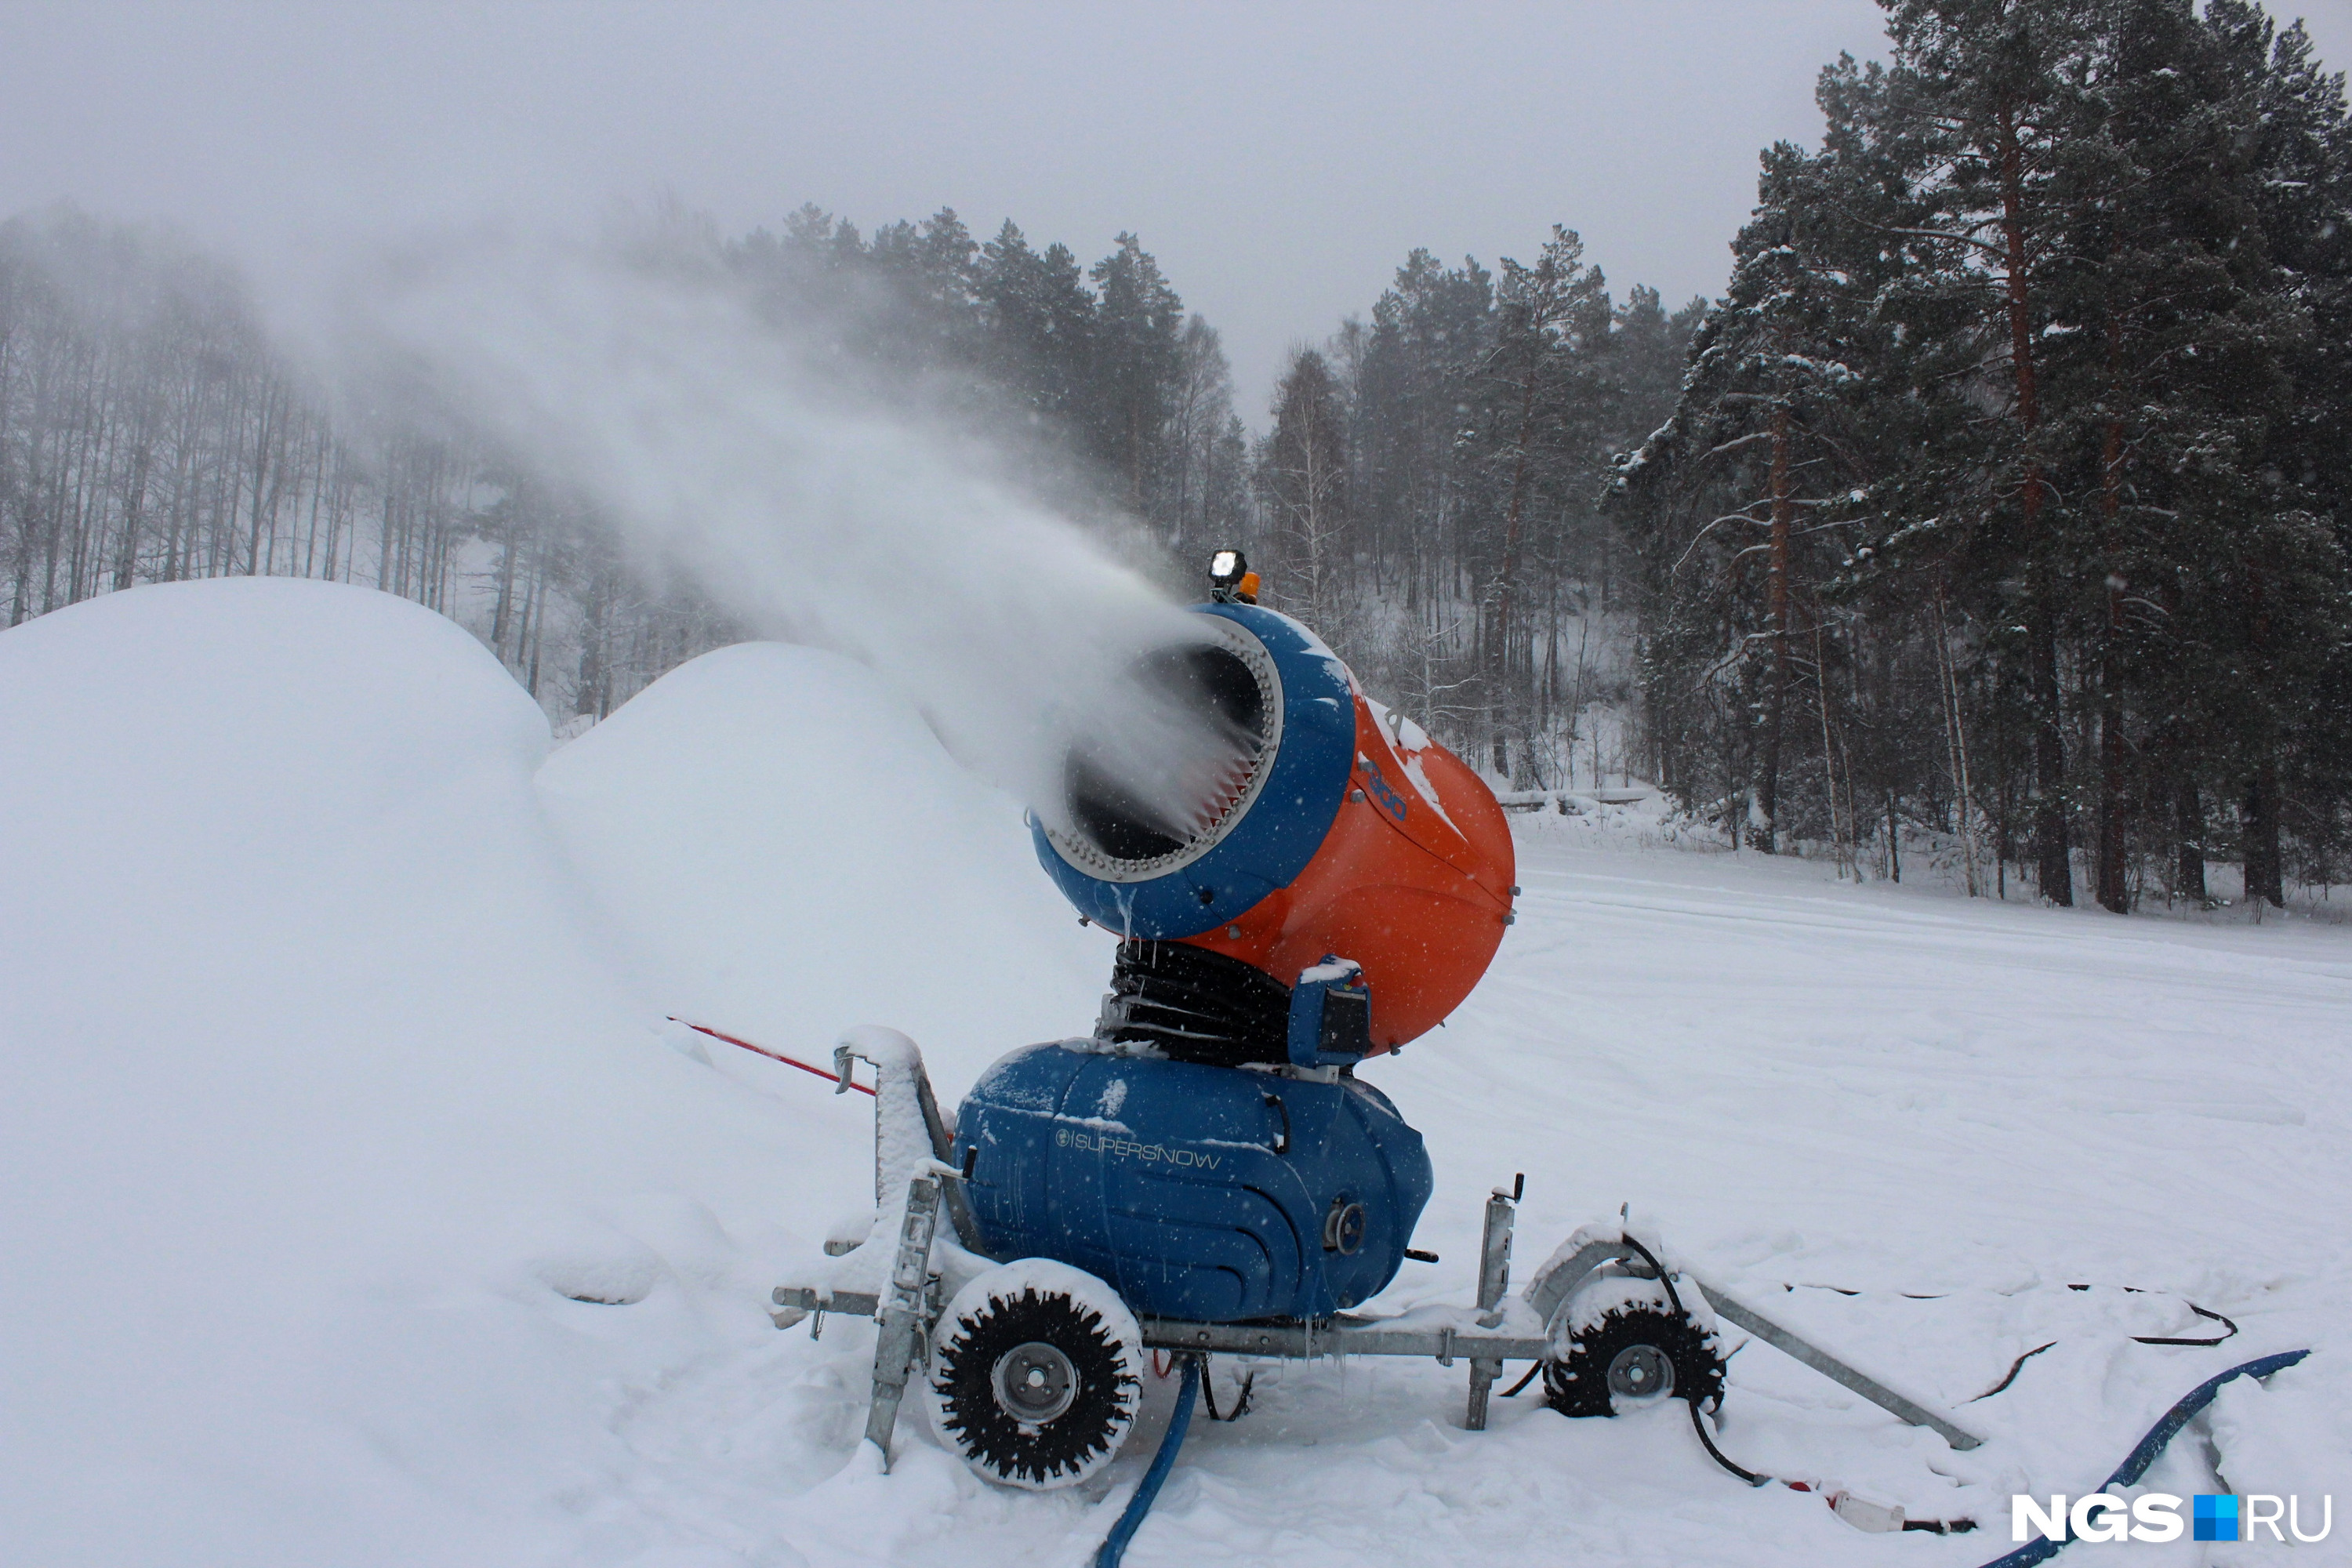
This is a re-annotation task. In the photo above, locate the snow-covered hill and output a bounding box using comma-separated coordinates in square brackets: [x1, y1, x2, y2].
[3, 582, 2345, 1567]
[535, 638, 1104, 1098]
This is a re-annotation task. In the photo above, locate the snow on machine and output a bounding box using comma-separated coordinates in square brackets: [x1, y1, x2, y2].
[760, 550, 2303, 1563]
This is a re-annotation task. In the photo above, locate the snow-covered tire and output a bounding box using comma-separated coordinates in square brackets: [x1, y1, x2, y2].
[1544, 1294, 1726, 1418]
[924, 1259, 1142, 1490]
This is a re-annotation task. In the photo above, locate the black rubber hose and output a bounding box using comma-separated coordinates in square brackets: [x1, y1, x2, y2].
[2133, 1301, 2238, 1348]
[1617, 1232, 1687, 1322]
[1499, 1361, 1544, 1398]
[1621, 1232, 1772, 1486]
[1689, 1401, 1771, 1486]
[1970, 1341, 2056, 1403]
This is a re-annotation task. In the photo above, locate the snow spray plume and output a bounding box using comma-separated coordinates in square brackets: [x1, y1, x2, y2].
[312, 220, 1233, 829]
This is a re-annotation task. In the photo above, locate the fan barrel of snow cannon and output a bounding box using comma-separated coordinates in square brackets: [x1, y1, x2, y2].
[1031, 601, 1515, 1053]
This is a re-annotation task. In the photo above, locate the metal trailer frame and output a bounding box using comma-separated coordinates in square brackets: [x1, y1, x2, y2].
[773, 1172, 1984, 1463]
[771, 1036, 1984, 1467]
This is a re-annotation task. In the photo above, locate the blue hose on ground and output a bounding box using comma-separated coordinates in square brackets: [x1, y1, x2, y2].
[1973, 1348, 2311, 1568]
[1096, 1354, 1202, 1568]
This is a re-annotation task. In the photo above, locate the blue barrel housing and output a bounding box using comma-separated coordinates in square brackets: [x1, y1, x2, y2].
[953, 1042, 1435, 1322]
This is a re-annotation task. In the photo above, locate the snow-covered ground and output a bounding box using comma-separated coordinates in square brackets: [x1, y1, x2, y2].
[4, 582, 2346, 1567]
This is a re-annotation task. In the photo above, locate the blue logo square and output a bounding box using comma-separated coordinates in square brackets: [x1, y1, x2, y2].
[2194, 1494, 2240, 1542]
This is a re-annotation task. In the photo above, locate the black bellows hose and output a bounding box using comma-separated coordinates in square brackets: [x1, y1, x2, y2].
[1097, 939, 1290, 1066]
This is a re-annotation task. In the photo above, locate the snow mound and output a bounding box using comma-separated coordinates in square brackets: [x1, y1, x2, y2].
[0, 581, 861, 1566]
[535, 640, 1105, 1097]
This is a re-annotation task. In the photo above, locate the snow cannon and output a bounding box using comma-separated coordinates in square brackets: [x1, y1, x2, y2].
[767, 552, 2014, 1513]
[940, 554, 1513, 1326]
[1029, 561, 1517, 1066]
[789, 553, 1851, 1503]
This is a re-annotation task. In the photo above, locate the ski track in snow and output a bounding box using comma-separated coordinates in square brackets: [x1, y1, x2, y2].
[5, 583, 2348, 1567]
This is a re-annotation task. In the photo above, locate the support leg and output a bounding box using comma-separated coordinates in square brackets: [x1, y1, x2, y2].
[1465, 1185, 1516, 1430]
[864, 1174, 942, 1466]
[1466, 1359, 1501, 1430]
[1697, 1283, 1981, 1451]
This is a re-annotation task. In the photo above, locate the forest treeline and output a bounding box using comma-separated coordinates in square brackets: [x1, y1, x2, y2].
[1623, 0, 2350, 909]
[0, 189, 1686, 766]
[2, 0, 2346, 911]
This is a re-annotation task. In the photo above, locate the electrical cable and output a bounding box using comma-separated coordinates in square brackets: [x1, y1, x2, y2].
[1616, 1231, 1777, 1489]
[1971, 1342, 2057, 1402]
[1200, 1363, 1255, 1422]
[1969, 1301, 2235, 1403]
[2129, 1301, 2237, 1348]
[1502, 1230, 2285, 1544]
[1616, 1232, 1688, 1320]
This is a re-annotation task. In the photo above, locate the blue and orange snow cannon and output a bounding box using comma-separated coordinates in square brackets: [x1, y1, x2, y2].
[926, 553, 1525, 1479]
[774, 553, 1992, 1531]
[771, 552, 1542, 1490]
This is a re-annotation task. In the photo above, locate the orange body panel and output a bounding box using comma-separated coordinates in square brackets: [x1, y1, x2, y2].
[1181, 695, 1515, 1051]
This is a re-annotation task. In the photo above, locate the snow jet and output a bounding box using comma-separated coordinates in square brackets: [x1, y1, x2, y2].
[305, 216, 1230, 828]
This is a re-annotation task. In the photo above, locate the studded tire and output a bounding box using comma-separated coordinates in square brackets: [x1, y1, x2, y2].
[1543, 1301, 1726, 1418]
[924, 1260, 1142, 1490]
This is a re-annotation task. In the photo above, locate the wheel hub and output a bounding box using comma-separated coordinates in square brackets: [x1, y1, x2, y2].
[992, 1341, 1078, 1425]
[1606, 1341, 1675, 1404]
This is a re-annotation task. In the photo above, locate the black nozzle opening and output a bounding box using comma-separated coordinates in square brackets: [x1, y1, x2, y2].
[1063, 641, 1269, 865]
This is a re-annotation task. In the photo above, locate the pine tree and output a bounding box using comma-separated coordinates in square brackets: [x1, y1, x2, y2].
[1356, 250, 1491, 603]
[976, 221, 1094, 435]
[1457, 227, 1610, 774]
[2056, 0, 2310, 909]
[2213, 5, 2352, 898]
[1258, 347, 1352, 625]
[1088, 234, 1185, 521]
[1861, 0, 2110, 902]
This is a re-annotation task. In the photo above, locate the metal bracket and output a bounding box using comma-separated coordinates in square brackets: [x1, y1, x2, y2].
[773, 1285, 880, 1318]
[1521, 1237, 1647, 1333]
[1287, 956, 1371, 1069]
[862, 1173, 943, 1467]
[833, 1031, 981, 1253]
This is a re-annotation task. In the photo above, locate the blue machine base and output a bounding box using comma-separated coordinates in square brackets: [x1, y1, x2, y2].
[953, 1043, 1434, 1323]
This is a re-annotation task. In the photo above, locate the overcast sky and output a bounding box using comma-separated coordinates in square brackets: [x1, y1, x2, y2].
[5, 1, 2347, 415]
